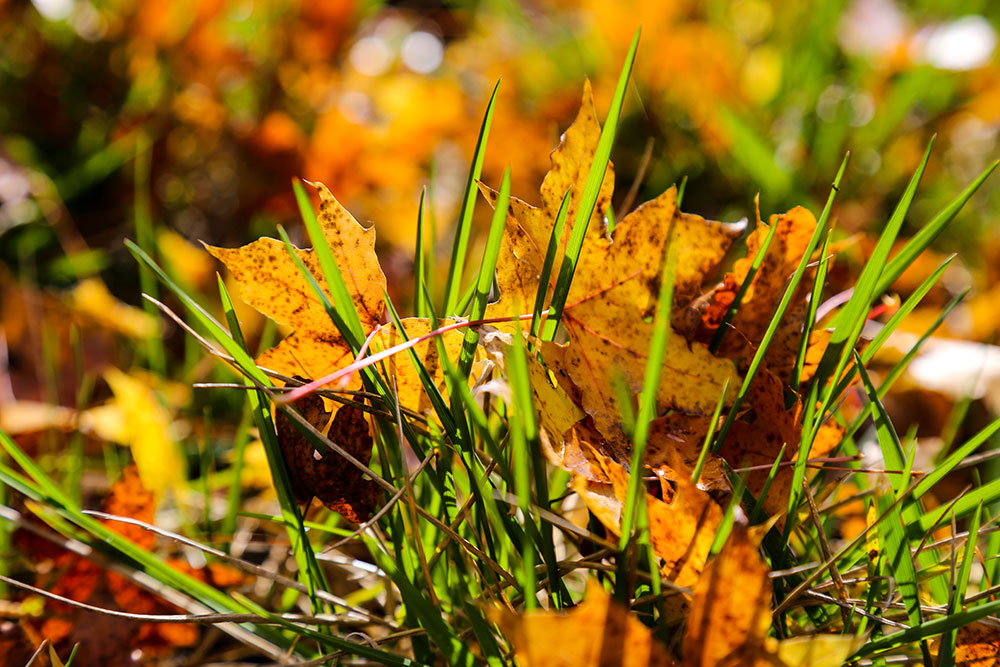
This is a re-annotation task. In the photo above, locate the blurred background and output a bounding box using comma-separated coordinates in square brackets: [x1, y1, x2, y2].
[2, 0, 1000, 513]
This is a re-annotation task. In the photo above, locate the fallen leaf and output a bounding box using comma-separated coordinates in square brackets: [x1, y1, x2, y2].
[208, 181, 384, 391]
[29, 466, 223, 662]
[483, 83, 744, 442]
[568, 433, 722, 589]
[491, 579, 677, 667]
[67, 278, 161, 341]
[954, 622, 1000, 667]
[682, 524, 772, 667]
[209, 184, 486, 419]
[103, 368, 187, 498]
[275, 383, 380, 523]
[775, 634, 867, 667]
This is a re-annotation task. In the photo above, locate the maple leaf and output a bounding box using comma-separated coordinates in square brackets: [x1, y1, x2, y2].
[491, 579, 677, 667]
[207, 183, 384, 387]
[275, 382, 380, 523]
[682, 205, 831, 383]
[208, 183, 485, 418]
[484, 81, 745, 444]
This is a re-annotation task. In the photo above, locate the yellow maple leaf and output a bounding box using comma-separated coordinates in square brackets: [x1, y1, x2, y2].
[484, 81, 744, 443]
[207, 182, 384, 386]
[208, 181, 484, 417]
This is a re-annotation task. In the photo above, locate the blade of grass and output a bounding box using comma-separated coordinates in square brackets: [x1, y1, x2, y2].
[415, 188, 431, 319]
[713, 153, 849, 454]
[845, 289, 967, 440]
[541, 29, 640, 341]
[790, 229, 832, 392]
[458, 167, 510, 378]
[813, 138, 935, 395]
[443, 79, 501, 314]
[856, 352, 950, 611]
[621, 225, 676, 549]
[217, 277, 329, 605]
[530, 189, 571, 339]
[939, 501, 982, 667]
[874, 160, 998, 299]
[692, 378, 730, 484]
[507, 325, 538, 608]
[293, 179, 365, 348]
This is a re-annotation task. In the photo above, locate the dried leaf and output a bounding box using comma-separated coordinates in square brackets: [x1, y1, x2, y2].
[67, 278, 161, 340]
[682, 524, 772, 667]
[484, 82, 744, 443]
[209, 185, 486, 419]
[491, 579, 677, 667]
[275, 384, 379, 523]
[569, 435, 721, 588]
[207, 182, 384, 389]
[30, 466, 219, 661]
[951, 622, 1000, 667]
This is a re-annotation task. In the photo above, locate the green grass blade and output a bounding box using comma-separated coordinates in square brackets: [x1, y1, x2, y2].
[458, 167, 511, 378]
[621, 225, 675, 549]
[845, 289, 967, 440]
[791, 229, 832, 392]
[939, 501, 982, 667]
[814, 137, 934, 389]
[415, 187, 430, 319]
[530, 189, 571, 339]
[692, 378, 730, 484]
[507, 326, 538, 608]
[913, 417, 1000, 503]
[0, 430, 295, 652]
[293, 178, 365, 348]
[443, 79, 501, 314]
[542, 29, 640, 341]
[875, 159, 998, 299]
[218, 277, 328, 605]
[713, 153, 849, 453]
[855, 353, 907, 495]
[125, 241, 270, 386]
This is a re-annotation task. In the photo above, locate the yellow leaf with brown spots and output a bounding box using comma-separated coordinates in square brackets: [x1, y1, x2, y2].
[491, 579, 677, 667]
[682, 524, 773, 667]
[953, 622, 1000, 666]
[207, 183, 485, 419]
[484, 83, 744, 443]
[207, 181, 383, 388]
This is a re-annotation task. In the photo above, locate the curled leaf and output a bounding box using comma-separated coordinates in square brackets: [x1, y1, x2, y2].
[275, 384, 379, 523]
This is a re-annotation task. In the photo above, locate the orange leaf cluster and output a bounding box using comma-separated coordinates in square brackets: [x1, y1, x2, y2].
[15, 467, 245, 664]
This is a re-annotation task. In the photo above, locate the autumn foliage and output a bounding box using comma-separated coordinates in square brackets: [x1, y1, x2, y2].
[4, 2, 1000, 666]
